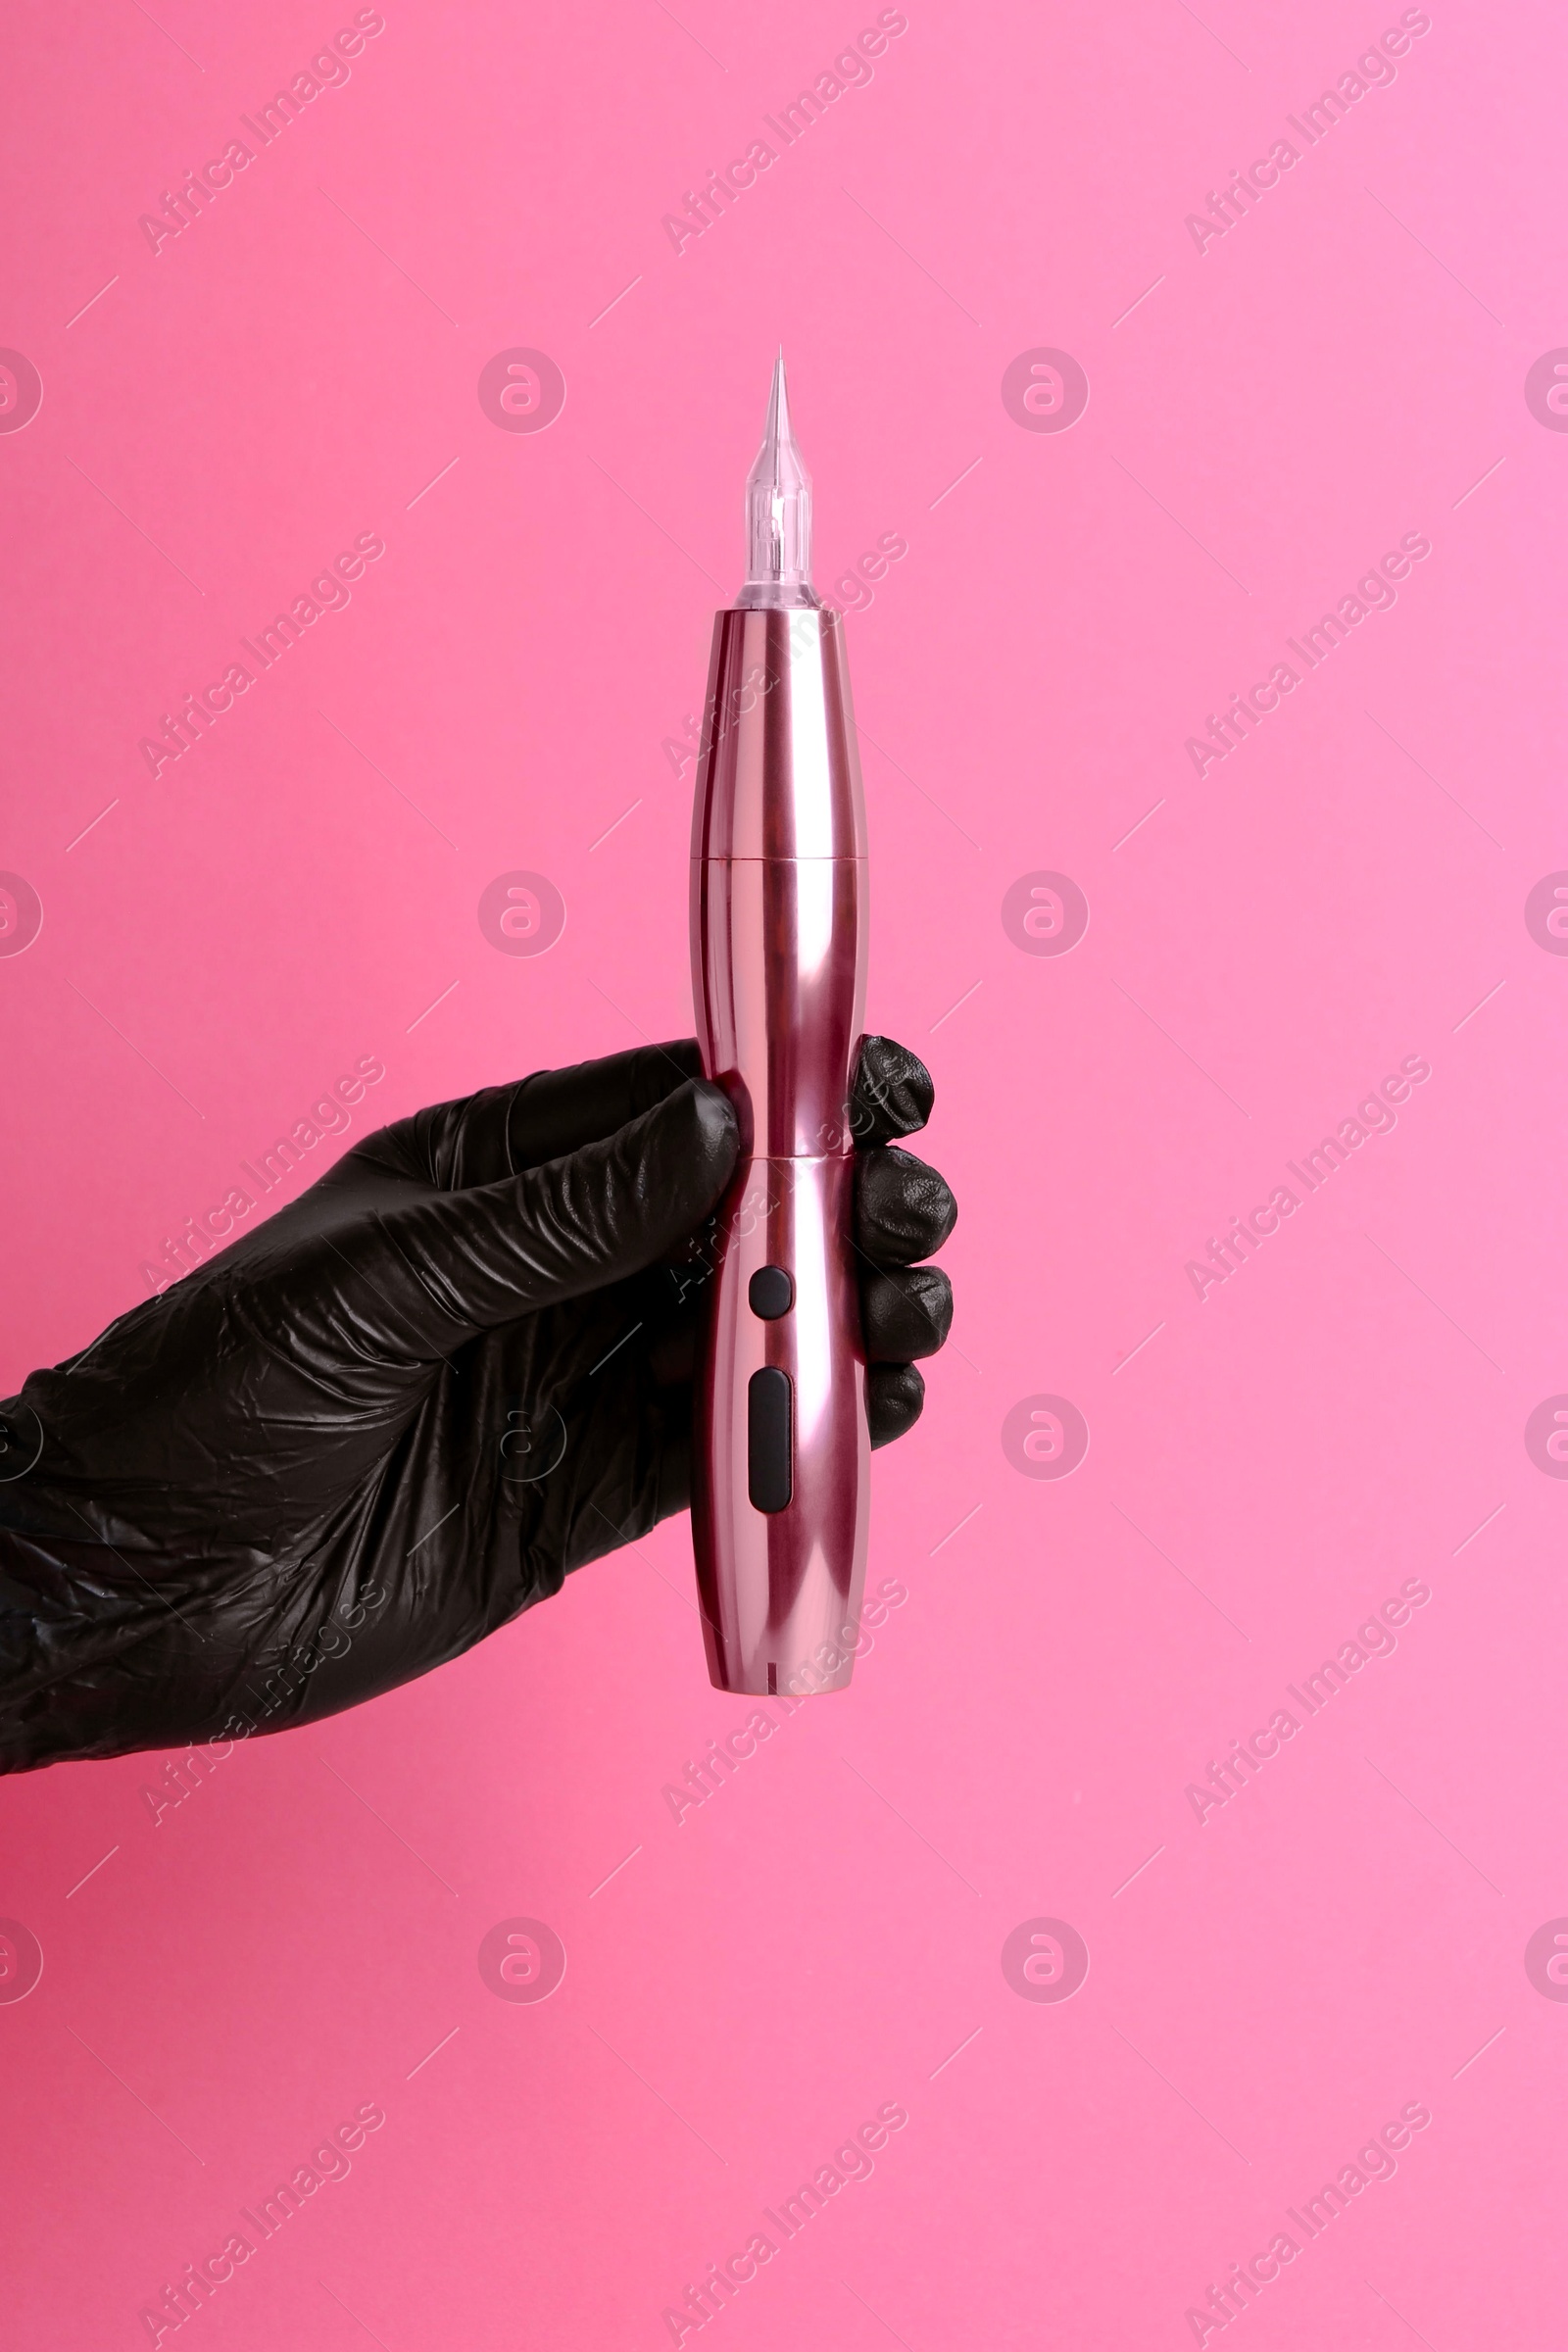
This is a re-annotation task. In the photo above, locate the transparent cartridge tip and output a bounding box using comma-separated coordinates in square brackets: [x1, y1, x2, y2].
[738, 349, 819, 609]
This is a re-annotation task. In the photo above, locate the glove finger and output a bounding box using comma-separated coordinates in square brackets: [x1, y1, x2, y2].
[349, 1041, 703, 1193]
[507, 1040, 703, 1173]
[867, 1363, 924, 1448]
[373, 1078, 738, 1349]
[855, 1145, 957, 1269]
[849, 1036, 934, 1147]
[861, 1266, 953, 1362]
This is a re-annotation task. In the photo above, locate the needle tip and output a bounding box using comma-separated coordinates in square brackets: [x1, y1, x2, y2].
[740, 351, 816, 608]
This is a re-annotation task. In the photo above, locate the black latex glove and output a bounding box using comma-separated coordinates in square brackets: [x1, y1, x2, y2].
[0, 1036, 955, 1773]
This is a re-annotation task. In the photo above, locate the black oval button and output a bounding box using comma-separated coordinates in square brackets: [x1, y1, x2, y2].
[747, 1367, 794, 1512]
[748, 1265, 794, 1320]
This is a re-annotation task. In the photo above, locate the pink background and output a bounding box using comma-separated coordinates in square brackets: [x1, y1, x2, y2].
[3, 0, 1566, 2343]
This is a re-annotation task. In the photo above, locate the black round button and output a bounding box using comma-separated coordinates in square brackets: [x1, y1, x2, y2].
[748, 1265, 794, 1320]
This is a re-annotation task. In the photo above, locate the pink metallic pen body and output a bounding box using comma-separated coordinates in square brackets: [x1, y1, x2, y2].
[688, 361, 870, 1695]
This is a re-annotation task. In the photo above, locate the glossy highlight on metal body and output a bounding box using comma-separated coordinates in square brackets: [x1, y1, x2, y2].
[689, 363, 870, 1694]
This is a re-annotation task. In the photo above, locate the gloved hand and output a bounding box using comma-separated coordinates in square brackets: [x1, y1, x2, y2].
[0, 1036, 955, 1772]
